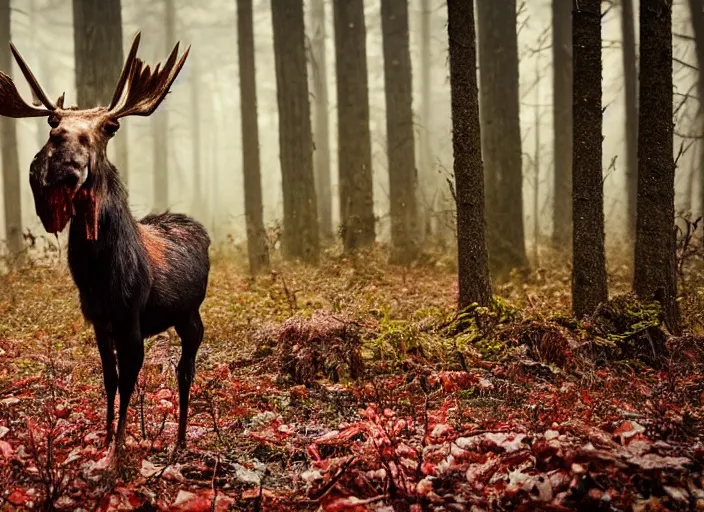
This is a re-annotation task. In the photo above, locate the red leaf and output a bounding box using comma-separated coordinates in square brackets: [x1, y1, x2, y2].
[55, 404, 70, 419]
[580, 388, 593, 407]
[7, 489, 29, 506]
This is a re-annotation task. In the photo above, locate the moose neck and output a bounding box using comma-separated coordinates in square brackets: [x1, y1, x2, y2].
[67, 155, 140, 258]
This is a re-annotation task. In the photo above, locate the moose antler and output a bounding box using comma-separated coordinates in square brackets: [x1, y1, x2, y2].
[108, 31, 190, 119]
[0, 43, 53, 118]
[10, 43, 56, 110]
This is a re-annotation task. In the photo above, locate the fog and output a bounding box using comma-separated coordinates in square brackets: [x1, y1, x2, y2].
[0, 0, 700, 256]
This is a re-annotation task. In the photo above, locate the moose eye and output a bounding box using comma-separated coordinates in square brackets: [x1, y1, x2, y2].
[103, 120, 120, 136]
[48, 116, 59, 128]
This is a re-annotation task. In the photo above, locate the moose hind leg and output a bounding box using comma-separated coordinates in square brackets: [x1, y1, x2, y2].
[175, 311, 204, 446]
[96, 328, 118, 447]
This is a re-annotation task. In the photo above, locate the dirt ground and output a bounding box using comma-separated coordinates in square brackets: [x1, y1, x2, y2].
[0, 247, 703, 511]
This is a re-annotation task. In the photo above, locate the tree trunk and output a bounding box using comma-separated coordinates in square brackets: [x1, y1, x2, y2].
[572, 0, 608, 318]
[237, 0, 269, 274]
[447, 0, 492, 310]
[552, 0, 572, 251]
[533, 58, 541, 267]
[190, 52, 202, 218]
[152, 0, 174, 212]
[72, 0, 128, 182]
[635, 0, 680, 334]
[476, 0, 527, 277]
[0, 0, 22, 260]
[271, 0, 320, 264]
[622, 0, 638, 248]
[333, 0, 375, 252]
[687, 0, 704, 220]
[30, 0, 45, 153]
[380, 0, 419, 264]
[310, 0, 333, 241]
[419, 0, 432, 241]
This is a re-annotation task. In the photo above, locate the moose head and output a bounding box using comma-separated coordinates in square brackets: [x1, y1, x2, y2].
[0, 33, 189, 240]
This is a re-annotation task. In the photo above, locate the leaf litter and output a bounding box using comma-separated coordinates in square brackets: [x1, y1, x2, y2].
[0, 249, 703, 510]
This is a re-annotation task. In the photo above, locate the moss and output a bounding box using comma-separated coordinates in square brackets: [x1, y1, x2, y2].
[583, 294, 668, 368]
[592, 293, 661, 337]
[473, 337, 510, 361]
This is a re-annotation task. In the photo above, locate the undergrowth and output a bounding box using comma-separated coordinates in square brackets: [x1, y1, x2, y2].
[1, 240, 704, 510]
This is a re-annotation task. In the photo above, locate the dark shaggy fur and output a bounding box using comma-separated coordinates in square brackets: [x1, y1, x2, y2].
[61, 155, 211, 449]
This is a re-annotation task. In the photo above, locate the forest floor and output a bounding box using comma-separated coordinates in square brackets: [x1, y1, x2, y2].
[1, 245, 704, 511]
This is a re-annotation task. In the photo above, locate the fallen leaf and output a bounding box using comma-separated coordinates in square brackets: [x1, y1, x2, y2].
[0, 440, 13, 458]
[140, 459, 164, 478]
[172, 490, 211, 512]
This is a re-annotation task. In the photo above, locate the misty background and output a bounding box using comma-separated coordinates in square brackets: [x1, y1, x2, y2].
[0, 0, 698, 255]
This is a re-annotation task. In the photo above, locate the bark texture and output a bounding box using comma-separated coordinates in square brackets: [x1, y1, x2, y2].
[476, 0, 527, 276]
[271, 0, 320, 264]
[380, 0, 419, 263]
[238, 0, 269, 274]
[333, 0, 375, 251]
[447, 0, 492, 309]
[572, 0, 608, 318]
[635, 0, 680, 334]
[552, 0, 573, 250]
[72, 0, 128, 181]
[0, 0, 22, 259]
[310, 0, 333, 241]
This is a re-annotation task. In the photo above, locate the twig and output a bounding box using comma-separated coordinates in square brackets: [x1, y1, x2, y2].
[308, 456, 357, 502]
[210, 454, 220, 512]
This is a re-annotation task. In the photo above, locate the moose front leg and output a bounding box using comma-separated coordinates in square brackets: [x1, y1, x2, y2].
[95, 328, 117, 448]
[111, 321, 145, 467]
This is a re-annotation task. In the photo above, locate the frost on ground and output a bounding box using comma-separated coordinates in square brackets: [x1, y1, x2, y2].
[0, 251, 703, 511]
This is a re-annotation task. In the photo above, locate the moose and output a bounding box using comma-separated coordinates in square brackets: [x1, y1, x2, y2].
[0, 33, 210, 466]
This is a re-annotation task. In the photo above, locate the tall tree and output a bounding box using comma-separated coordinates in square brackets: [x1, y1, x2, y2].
[190, 52, 203, 218]
[476, 0, 527, 276]
[31, 0, 47, 152]
[380, 0, 419, 263]
[572, 0, 608, 318]
[72, 0, 128, 182]
[152, 0, 174, 212]
[552, 0, 572, 250]
[635, 0, 680, 333]
[310, 0, 333, 240]
[0, 0, 22, 260]
[687, 0, 704, 218]
[447, 0, 492, 309]
[419, 0, 432, 239]
[237, 0, 269, 274]
[333, 0, 375, 251]
[622, 0, 638, 247]
[271, 0, 320, 264]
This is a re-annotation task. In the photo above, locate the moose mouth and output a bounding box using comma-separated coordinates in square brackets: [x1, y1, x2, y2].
[30, 165, 89, 235]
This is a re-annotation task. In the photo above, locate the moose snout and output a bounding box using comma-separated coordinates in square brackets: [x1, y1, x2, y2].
[47, 155, 89, 190]
[59, 168, 82, 190]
